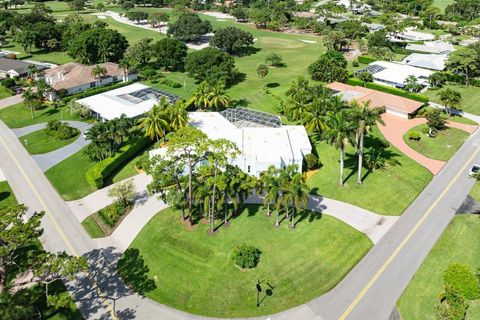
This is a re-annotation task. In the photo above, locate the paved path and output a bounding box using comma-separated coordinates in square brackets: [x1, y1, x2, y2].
[69, 172, 397, 248]
[12, 121, 92, 171]
[0, 94, 22, 109]
[378, 113, 477, 175]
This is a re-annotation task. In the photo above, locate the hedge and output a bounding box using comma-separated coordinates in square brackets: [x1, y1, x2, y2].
[357, 55, 377, 64]
[346, 78, 429, 103]
[86, 137, 151, 189]
[63, 81, 134, 103]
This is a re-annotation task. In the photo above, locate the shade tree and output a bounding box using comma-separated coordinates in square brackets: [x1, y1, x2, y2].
[308, 50, 348, 83]
[445, 48, 479, 86]
[153, 37, 188, 71]
[210, 27, 254, 55]
[185, 47, 237, 84]
[167, 13, 212, 42]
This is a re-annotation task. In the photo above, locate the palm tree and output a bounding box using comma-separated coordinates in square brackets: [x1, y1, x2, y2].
[438, 89, 462, 118]
[90, 65, 108, 81]
[167, 99, 189, 131]
[286, 172, 310, 229]
[323, 110, 355, 187]
[97, 42, 112, 63]
[22, 88, 39, 120]
[351, 100, 385, 184]
[137, 98, 170, 145]
[261, 166, 284, 227]
[188, 81, 211, 109]
[118, 58, 131, 82]
[286, 75, 310, 103]
[208, 82, 231, 110]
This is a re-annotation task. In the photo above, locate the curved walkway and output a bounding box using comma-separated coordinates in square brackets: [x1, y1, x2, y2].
[0, 94, 22, 110]
[67, 173, 398, 250]
[12, 121, 92, 171]
[378, 113, 478, 175]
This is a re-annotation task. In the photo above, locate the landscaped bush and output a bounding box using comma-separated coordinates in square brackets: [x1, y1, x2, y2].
[444, 263, 480, 300]
[232, 244, 261, 269]
[45, 120, 78, 140]
[1, 78, 16, 88]
[358, 55, 377, 64]
[86, 137, 150, 189]
[408, 131, 421, 141]
[305, 153, 319, 170]
[346, 78, 429, 103]
[159, 78, 182, 88]
[352, 60, 359, 67]
[98, 201, 132, 227]
[63, 81, 133, 103]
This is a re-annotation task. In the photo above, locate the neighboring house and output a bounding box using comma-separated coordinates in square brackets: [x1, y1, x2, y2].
[402, 53, 447, 71]
[388, 27, 435, 43]
[361, 22, 385, 32]
[77, 83, 180, 121]
[0, 58, 41, 79]
[327, 82, 424, 118]
[354, 61, 434, 89]
[44, 62, 137, 100]
[459, 38, 479, 46]
[405, 40, 455, 54]
[150, 108, 313, 176]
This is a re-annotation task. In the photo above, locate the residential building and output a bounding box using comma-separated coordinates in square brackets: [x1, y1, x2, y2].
[0, 58, 40, 79]
[150, 108, 312, 176]
[77, 83, 180, 121]
[402, 53, 447, 71]
[354, 61, 434, 89]
[327, 82, 424, 118]
[388, 27, 435, 43]
[361, 23, 385, 32]
[44, 62, 137, 100]
[405, 41, 455, 54]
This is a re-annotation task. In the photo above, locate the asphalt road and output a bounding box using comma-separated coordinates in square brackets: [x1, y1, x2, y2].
[1, 113, 480, 320]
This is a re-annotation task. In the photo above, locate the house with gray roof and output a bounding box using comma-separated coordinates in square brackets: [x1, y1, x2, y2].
[0, 58, 38, 79]
[405, 41, 455, 54]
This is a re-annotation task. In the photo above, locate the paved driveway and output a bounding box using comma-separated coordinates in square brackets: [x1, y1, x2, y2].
[0, 94, 22, 109]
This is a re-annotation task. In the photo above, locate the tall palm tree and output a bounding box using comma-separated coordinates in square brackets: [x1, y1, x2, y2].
[286, 75, 310, 103]
[97, 42, 112, 63]
[22, 88, 39, 120]
[137, 98, 170, 145]
[208, 82, 231, 110]
[90, 65, 107, 81]
[118, 58, 131, 82]
[438, 88, 462, 118]
[286, 172, 310, 229]
[167, 99, 189, 131]
[351, 100, 385, 184]
[188, 81, 211, 110]
[323, 110, 355, 187]
[261, 166, 284, 227]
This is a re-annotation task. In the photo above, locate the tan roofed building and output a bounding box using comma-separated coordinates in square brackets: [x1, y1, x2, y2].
[44, 62, 137, 100]
[326, 82, 425, 118]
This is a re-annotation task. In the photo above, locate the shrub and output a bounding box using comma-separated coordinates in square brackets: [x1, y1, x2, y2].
[408, 131, 421, 141]
[444, 263, 480, 300]
[352, 60, 359, 67]
[159, 78, 182, 88]
[86, 137, 151, 189]
[265, 53, 283, 67]
[358, 55, 377, 64]
[57, 88, 68, 99]
[45, 120, 78, 140]
[232, 244, 261, 269]
[345, 78, 429, 103]
[1, 78, 16, 88]
[305, 153, 319, 170]
[98, 201, 129, 227]
[63, 81, 133, 103]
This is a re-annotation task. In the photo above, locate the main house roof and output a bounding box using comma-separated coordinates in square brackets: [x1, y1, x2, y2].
[327, 82, 424, 114]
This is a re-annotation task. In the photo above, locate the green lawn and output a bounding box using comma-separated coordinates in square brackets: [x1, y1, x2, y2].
[0, 103, 82, 128]
[0, 181, 17, 208]
[403, 124, 469, 161]
[81, 216, 105, 238]
[433, 0, 453, 11]
[307, 127, 432, 215]
[397, 214, 480, 320]
[470, 182, 480, 202]
[0, 86, 13, 99]
[45, 148, 96, 201]
[130, 205, 372, 317]
[425, 84, 480, 116]
[20, 128, 79, 154]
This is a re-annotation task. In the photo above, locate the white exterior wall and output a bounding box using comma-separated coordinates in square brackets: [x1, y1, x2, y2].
[386, 107, 409, 119]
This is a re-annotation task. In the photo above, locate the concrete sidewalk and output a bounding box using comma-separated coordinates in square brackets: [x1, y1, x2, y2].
[0, 94, 22, 109]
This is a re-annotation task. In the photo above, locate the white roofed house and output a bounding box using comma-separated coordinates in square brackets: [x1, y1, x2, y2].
[388, 27, 435, 43]
[405, 41, 455, 54]
[76, 83, 181, 121]
[150, 108, 313, 176]
[402, 53, 448, 71]
[354, 61, 434, 89]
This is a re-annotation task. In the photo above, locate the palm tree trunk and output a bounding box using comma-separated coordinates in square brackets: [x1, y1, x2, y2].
[224, 199, 228, 225]
[354, 131, 359, 154]
[0, 266, 7, 294]
[357, 133, 364, 184]
[266, 202, 270, 216]
[339, 144, 345, 187]
[290, 201, 296, 229]
[275, 208, 279, 227]
[188, 161, 193, 224]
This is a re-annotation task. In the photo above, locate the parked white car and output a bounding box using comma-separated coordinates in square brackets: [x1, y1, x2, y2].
[468, 164, 480, 176]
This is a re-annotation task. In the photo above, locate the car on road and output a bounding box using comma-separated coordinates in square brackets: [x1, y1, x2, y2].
[468, 164, 480, 176]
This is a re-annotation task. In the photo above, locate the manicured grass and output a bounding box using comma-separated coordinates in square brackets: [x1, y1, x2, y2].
[45, 148, 96, 201]
[108, 145, 152, 184]
[403, 124, 469, 161]
[397, 214, 480, 320]
[0, 103, 81, 128]
[19, 128, 79, 154]
[433, 0, 453, 11]
[0, 86, 13, 99]
[81, 216, 105, 238]
[425, 84, 480, 116]
[307, 127, 432, 215]
[450, 114, 478, 125]
[130, 205, 372, 317]
[0, 181, 17, 208]
[470, 182, 480, 202]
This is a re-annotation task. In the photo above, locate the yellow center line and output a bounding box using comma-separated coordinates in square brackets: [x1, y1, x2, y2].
[0, 134, 118, 320]
[338, 145, 480, 320]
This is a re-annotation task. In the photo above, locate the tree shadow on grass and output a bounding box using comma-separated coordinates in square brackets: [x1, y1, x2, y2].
[232, 98, 251, 108]
[266, 82, 280, 88]
[238, 46, 261, 57]
[295, 209, 322, 226]
[0, 191, 11, 202]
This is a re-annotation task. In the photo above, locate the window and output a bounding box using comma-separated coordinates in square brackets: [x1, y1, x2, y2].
[247, 165, 251, 173]
[89, 82, 96, 88]
[113, 76, 118, 82]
